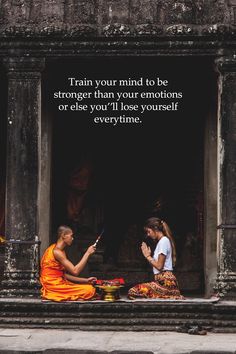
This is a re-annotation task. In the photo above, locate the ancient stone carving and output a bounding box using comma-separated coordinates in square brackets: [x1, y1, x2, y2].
[0, 24, 96, 37]
[102, 23, 131, 36]
[166, 24, 195, 34]
[134, 24, 163, 35]
[0, 0, 231, 30]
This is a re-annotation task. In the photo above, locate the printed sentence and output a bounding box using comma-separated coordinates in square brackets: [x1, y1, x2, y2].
[53, 90, 182, 101]
[58, 102, 179, 113]
[94, 115, 141, 125]
[68, 77, 169, 88]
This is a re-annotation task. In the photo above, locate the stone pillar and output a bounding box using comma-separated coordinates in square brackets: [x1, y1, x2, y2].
[215, 56, 236, 298]
[1, 57, 45, 297]
[204, 109, 217, 297]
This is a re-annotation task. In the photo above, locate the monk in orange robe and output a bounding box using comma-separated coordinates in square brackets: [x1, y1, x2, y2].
[40, 225, 97, 301]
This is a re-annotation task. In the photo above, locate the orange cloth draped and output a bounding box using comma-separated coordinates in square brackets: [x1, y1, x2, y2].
[40, 244, 95, 302]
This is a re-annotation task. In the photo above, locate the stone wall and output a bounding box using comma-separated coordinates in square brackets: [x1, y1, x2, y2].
[0, 0, 233, 38]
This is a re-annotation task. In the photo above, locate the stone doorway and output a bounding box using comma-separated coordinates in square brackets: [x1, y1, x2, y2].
[42, 56, 217, 296]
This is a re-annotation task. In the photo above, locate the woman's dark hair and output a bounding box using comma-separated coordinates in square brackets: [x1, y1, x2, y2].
[57, 225, 73, 238]
[144, 217, 177, 265]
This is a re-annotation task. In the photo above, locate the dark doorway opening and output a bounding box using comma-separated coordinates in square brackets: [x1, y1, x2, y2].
[44, 56, 217, 295]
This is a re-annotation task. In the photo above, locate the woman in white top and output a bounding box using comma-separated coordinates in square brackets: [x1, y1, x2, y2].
[128, 217, 184, 299]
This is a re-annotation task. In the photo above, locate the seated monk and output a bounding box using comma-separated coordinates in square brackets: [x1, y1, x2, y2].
[40, 225, 97, 302]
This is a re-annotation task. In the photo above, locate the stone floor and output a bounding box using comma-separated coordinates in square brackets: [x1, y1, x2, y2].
[0, 328, 236, 354]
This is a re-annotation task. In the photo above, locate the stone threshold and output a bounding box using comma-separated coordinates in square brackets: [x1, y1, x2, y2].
[0, 296, 221, 304]
[0, 351, 154, 354]
[0, 350, 235, 354]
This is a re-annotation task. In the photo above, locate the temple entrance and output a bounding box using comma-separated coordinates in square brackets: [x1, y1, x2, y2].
[43, 56, 217, 296]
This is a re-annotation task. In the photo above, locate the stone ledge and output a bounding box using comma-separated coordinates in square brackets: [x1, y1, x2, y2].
[0, 351, 154, 354]
[0, 297, 236, 332]
[0, 350, 234, 354]
[0, 23, 233, 39]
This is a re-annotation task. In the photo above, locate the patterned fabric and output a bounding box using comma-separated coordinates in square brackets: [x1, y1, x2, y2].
[40, 244, 96, 302]
[128, 271, 184, 300]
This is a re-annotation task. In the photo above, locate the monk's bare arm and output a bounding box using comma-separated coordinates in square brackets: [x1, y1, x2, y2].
[53, 245, 95, 276]
[64, 274, 88, 283]
[64, 274, 97, 284]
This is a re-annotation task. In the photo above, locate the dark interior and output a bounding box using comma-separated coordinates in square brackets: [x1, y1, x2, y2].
[43, 56, 217, 294]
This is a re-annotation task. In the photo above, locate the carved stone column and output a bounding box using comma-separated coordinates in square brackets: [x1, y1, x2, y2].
[1, 57, 45, 297]
[215, 56, 236, 298]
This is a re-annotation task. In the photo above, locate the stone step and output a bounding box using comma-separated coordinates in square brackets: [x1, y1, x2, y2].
[0, 316, 217, 325]
[0, 311, 213, 319]
[0, 299, 236, 332]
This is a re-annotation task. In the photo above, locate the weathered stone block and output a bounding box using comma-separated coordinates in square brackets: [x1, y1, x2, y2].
[64, 0, 98, 24]
[164, 0, 196, 24]
[129, 0, 156, 25]
[102, 0, 130, 24]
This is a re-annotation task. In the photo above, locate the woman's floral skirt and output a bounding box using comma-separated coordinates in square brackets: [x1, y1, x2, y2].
[128, 271, 184, 300]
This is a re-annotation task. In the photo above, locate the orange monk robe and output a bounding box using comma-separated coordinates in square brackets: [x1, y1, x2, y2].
[40, 244, 96, 302]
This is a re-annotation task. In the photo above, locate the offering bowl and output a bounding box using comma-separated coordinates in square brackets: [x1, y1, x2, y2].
[95, 284, 123, 302]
